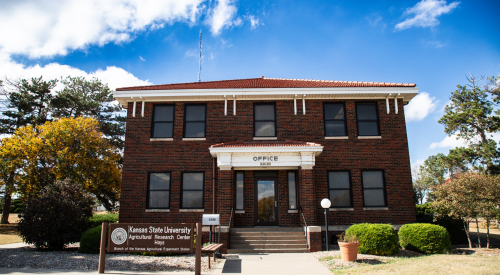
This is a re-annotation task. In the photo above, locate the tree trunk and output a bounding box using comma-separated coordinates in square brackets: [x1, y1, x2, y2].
[486, 219, 490, 249]
[1, 191, 12, 224]
[475, 217, 481, 248]
[463, 218, 472, 249]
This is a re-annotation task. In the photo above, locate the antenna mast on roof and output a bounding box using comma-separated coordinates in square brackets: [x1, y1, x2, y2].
[198, 28, 202, 82]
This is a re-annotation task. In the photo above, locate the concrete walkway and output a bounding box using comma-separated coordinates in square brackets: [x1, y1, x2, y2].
[0, 242, 28, 250]
[0, 253, 331, 275]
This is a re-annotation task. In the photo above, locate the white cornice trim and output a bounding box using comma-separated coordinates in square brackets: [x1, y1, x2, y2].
[113, 87, 419, 106]
[209, 145, 324, 157]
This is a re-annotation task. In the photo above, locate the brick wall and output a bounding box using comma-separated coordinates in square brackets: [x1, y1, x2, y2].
[119, 98, 416, 227]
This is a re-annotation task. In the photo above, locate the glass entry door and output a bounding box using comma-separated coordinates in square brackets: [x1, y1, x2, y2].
[254, 172, 278, 226]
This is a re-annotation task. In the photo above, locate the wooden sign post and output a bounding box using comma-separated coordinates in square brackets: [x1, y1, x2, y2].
[97, 222, 201, 275]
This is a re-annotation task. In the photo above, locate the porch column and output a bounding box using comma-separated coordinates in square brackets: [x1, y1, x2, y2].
[218, 169, 234, 227]
[299, 167, 317, 226]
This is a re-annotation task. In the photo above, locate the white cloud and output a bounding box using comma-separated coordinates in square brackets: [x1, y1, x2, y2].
[0, 53, 151, 91]
[426, 40, 445, 48]
[247, 15, 260, 30]
[139, 56, 146, 61]
[221, 38, 233, 48]
[430, 133, 500, 149]
[206, 0, 240, 35]
[404, 92, 438, 122]
[0, 0, 204, 59]
[429, 134, 466, 149]
[395, 0, 460, 31]
[185, 49, 198, 57]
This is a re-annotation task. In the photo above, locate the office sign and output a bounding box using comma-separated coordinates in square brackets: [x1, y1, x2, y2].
[107, 223, 194, 253]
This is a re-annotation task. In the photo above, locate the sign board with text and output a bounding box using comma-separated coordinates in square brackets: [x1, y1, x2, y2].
[107, 223, 194, 253]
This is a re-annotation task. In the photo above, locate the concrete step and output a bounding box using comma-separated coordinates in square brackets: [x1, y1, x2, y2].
[227, 248, 310, 253]
[231, 236, 306, 241]
[231, 232, 305, 237]
[230, 227, 304, 232]
[231, 240, 306, 246]
[230, 244, 308, 249]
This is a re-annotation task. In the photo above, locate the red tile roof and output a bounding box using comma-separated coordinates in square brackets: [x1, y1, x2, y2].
[210, 140, 323, 148]
[116, 77, 416, 91]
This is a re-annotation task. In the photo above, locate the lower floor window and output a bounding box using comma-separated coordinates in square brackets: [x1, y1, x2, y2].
[288, 172, 297, 210]
[362, 170, 386, 207]
[182, 172, 204, 209]
[148, 172, 170, 209]
[328, 171, 352, 207]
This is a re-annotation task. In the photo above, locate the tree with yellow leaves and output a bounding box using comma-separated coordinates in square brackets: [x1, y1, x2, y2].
[0, 117, 121, 215]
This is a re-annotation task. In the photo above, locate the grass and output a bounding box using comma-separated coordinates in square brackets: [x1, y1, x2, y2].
[332, 254, 500, 275]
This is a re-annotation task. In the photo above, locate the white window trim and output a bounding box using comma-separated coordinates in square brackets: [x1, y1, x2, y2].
[363, 207, 389, 211]
[325, 136, 348, 140]
[145, 209, 170, 212]
[182, 138, 207, 141]
[235, 210, 245, 214]
[358, 136, 381, 139]
[179, 209, 205, 212]
[253, 137, 278, 140]
[150, 138, 174, 141]
[329, 208, 354, 211]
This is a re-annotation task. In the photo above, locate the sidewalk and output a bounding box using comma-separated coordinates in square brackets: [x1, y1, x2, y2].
[0, 242, 28, 250]
[0, 253, 332, 275]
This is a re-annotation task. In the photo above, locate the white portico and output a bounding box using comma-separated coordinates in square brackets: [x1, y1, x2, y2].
[209, 141, 324, 170]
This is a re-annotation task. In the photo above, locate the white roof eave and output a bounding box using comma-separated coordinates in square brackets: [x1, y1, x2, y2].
[113, 87, 419, 106]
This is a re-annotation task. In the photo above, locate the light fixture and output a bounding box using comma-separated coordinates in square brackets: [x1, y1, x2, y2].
[321, 198, 331, 251]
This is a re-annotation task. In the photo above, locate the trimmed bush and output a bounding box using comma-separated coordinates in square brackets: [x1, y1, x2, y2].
[79, 226, 103, 254]
[415, 202, 468, 244]
[399, 223, 451, 254]
[88, 213, 119, 228]
[345, 223, 399, 256]
[18, 180, 93, 250]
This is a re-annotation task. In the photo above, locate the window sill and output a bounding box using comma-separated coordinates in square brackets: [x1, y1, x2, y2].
[145, 209, 170, 212]
[253, 137, 277, 140]
[182, 138, 206, 141]
[363, 207, 388, 210]
[150, 138, 173, 141]
[288, 210, 299, 213]
[179, 209, 204, 212]
[325, 136, 348, 140]
[235, 210, 245, 214]
[358, 136, 381, 139]
[329, 208, 354, 211]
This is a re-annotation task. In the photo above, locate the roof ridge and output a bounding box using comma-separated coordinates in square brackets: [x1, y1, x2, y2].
[262, 77, 413, 86]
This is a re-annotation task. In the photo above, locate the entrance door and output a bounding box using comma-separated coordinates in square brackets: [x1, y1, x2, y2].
[254, 171, 278, 226]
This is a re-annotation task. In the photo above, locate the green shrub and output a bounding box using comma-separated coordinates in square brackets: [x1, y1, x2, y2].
[345, 223, 399, 256]
[399, 223, 451, 254]
[88, 213, 119, 228]
[415, 202, 434, 215]
[79, 226, 103, 254]
[18, 180, 93, 250]
[415, 202, 467, 245]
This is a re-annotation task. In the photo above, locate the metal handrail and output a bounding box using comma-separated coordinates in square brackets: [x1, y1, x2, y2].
[228, 207, 234, 248]
[299, 206, 309, 250]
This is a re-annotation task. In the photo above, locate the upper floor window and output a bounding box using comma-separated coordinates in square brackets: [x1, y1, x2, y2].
[147, 172, 171, 209]
[152, 105, 174, 138]
[254, 103, 276, 137]
[184, 104, 206, 138]
[328, 171, 352, 208]
[181, 172, 204, 209]
[356, 103, 380, 136]
[324, 103, 347, 136]
[362, 170, 387, 207]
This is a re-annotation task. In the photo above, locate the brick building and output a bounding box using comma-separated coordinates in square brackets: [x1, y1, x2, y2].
[114, 77, 418, 253]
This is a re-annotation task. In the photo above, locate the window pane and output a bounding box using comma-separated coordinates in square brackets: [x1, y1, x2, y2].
[325, 121, 346, 136]
[358, 122, 379, 136]
[236, 173, 244, 210]
[183, 173, 203, 189]
[150, 173, 170, 190]
[185, 122, 205, 137]
[154, 106, 174, 121]
[255, 121, 276, 136]
[329, 172, 350, 189]
[153, 122, 173, 138]
[149, 191, 169, 208]
[329, 190, 351, 207]
[255, 105, 275, 120]
[324, 104, 345, 120]
[182, 191, 203, 208]
[357, 104, 377, 120]
[185, 105, 206, 121]
[362, 171, 384, 188]
[288, 172, 297, 209]
[363, 189, 385, 206]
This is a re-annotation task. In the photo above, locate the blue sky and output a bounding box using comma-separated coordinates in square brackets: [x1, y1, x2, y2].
[1, 0, 499, 168]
